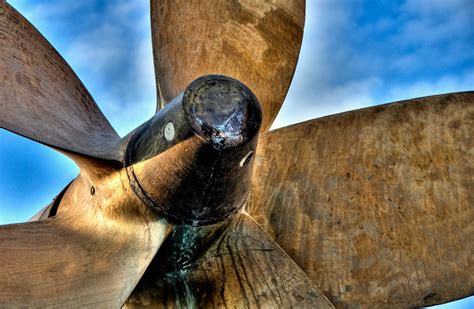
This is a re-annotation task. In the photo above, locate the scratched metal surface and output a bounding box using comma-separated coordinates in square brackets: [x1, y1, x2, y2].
[2, 0, 472, 307]
[124, 214, 334, 308]
[249, 92, 474, 308]
[0, 2, 120, 161]
[150, 0, 305, 132]
[0, 169, 169, 307]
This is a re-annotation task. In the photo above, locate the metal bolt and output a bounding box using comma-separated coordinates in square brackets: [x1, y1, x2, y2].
[164, 122, 175, 141]
[239, 151, 254, 167]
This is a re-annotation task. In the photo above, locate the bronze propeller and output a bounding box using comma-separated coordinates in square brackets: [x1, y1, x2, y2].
[0, 0, 472, 308]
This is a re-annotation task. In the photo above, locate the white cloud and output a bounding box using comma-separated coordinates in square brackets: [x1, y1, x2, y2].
[66, 24, 123, 74]
[384, 70, 474, 103]
[9, 0, 157, 137]
[397, 0, 473, 45]
[273, 77, 381, 129]
[7, 0, 474, 135]
[272, 0, 473, 131]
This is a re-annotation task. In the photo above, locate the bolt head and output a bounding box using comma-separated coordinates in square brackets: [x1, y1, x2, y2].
[164, 122, 175, 141]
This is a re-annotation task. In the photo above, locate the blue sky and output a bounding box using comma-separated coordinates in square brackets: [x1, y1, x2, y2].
[0, 1, 473, 307]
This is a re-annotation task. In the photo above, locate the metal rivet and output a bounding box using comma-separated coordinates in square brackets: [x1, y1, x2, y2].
[239, 151, 254, 167]
[164, 122, 175, 141]
[90, 186, 95, 195]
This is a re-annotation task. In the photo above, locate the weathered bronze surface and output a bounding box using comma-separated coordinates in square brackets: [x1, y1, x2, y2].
[0, 2, 120, 161]
[126, 75, 262, 225]
[0, 170, 168, 307]
[150, 0, 305, 132]
[249, 92, 474, 308]
[1, 0, 473, 307]
[124, 214, 334, 308]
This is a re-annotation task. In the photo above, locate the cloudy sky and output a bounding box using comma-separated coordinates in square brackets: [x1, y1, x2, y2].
[0, 0, 473, 306]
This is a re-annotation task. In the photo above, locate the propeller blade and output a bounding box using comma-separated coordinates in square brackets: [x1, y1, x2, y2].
[28, 181, 72, 222]
[0, 173, 168, 307]
[248, 92, 474, 307]
[28, 203, 54, 222]
[124, 214, 334, 308]
[150, 0, 305, 132]
[0, 2, 120, 160]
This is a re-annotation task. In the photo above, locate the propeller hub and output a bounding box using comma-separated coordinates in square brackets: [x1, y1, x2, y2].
[125, 75, 262, 226]
[183, 75, 262, 149]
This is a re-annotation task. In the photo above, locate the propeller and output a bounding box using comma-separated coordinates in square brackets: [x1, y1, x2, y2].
[124, 214, 334, 308]
[150, 0, 305, 132]
[0, 172, 168, 307]
[248, 92, 474, 307]
[0, 2, 121, 163]
[0, 0, 472, 308]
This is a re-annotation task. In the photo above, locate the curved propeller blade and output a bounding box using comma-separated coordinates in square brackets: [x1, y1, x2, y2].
[151, 0, 305, 132]
[0, 173, 168, 307]
[28, 181, 72, 222]
[124, 214, 334, 308]
[248, 92, 474, 307]
[28, 203, 54, 222]
[0, 3, 120, 160]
